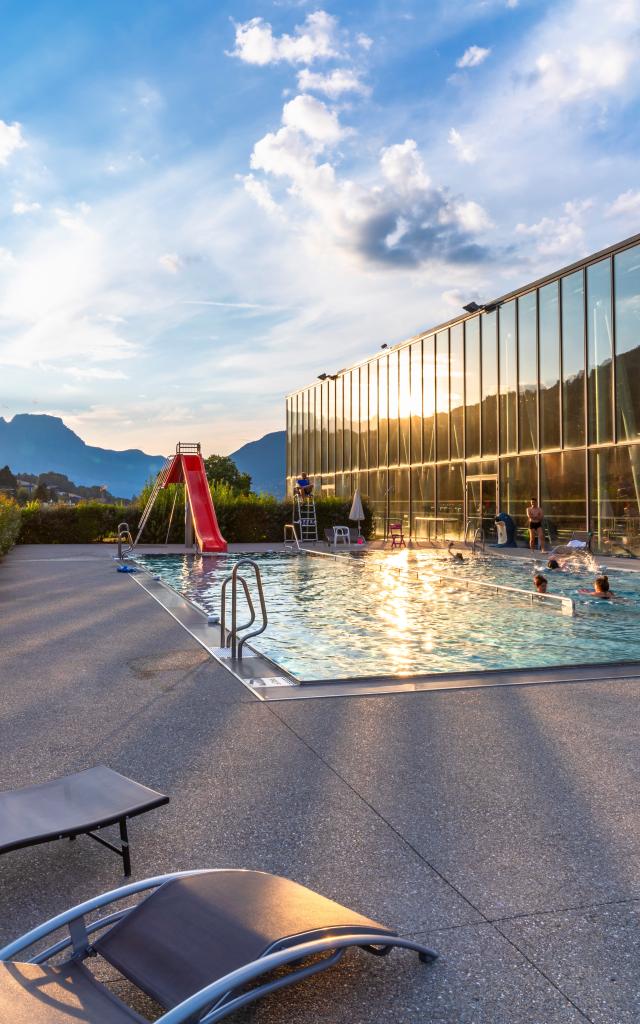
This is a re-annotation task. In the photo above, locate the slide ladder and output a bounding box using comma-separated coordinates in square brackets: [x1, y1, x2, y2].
[134, 456, 174, 547]
[294, 494, 318, 543]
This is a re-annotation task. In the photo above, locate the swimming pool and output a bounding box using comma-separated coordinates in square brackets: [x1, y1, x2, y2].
[134, 549, 640, 682]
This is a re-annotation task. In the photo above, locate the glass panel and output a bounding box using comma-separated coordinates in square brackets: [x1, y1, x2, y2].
[615, 245, 640, 442]
[540, 450, 586, 540]
[351, 368, 359, 470]
[561, 270, 585, 447]
[465, 317, 480, 457]
[301, 390, 309, 475]
[423, 336, 436, 463]
[481, 311, 498, 455]
[343, 371, 352, 471]
[389, 466, 409, 523]
[328, 378, 335, 475]
[518, 291, 537, 451]
[360, 364, 368, 470]
[539, 282, 561, 450]
[368, 467, 388, 535]
[587, 258, 613, 444]
[368, 359, 378, 469]
[499, 301, 517, 453]
[410, 341, 422, 464]
[399, 346, 410, 464]
[388, 349, 399, 465]
[500, 455, 538, 536]
[335, 375, 343, 472]
[436, 330, 449, 461]
[378, 356, 388, 466]
[321, 381, 329, 475]
[286, 397, 292, 481]
[450, 324, 464, 460]
[589, 445, 640, 556]
[411, 464, 435, 540]
[437, 463, 464, 539]
[314, 384, 322, 476]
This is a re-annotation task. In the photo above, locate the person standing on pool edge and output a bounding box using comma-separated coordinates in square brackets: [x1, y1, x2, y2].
[526, 497, 546, 552]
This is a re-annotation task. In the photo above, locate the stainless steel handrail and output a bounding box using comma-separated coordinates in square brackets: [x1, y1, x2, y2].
[117, 522, 134, 559]
[220, 559, 268, 659]
[471, 526, 485, 554]
[284, 523, 300, 551]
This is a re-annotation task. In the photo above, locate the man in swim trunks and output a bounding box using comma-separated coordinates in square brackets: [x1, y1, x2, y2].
[526, 498, 545, 552]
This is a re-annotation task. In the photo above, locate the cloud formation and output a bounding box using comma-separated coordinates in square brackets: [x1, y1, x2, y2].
[456, 45, 490, 68]
[297, 67, 370, 98]
[0, 120, 25, 166]
[229, 11, 338, 66]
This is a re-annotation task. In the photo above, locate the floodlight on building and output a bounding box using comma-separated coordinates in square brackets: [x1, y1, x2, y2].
[462, 301, 483, 314]
[381, 343, 388, 349]
[317, 373, 328, 380]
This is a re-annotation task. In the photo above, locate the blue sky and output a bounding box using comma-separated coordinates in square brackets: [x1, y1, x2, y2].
[1, 0, 639, 455]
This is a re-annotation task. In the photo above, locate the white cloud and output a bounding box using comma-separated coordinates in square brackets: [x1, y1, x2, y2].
[238, 173, 281, 215]
[297, 67, 370, 98]
[12, 199, 41, 215]
[65, 366, 129, 381]
[282, 94, 345, 142]
[0, 247, 15, 269]
[506, 0, 519, 7]
[158, 252, 182, 274]
[356, 33, 373, 50]
[380, 139, 430, 194]
[453, 200, 493, 232]
[515, 199, 593, 257]
[607, 189, 640, 217]
[456, 45, 491, 69]
[534, 42, 632, 104]
[229, 11, 338, 66]
[448, 127, 476, 164]
[0, 120, 26, 166]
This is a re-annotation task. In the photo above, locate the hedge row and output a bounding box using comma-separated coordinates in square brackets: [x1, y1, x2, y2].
[0, 495, 21, 555]
[17, 490, 372, 545]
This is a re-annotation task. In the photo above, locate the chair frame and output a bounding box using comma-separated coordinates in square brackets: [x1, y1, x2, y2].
[0, 870, 438, 1024]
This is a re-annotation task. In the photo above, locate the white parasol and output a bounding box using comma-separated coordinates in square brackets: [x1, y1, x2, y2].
[349, 488, 365, 536]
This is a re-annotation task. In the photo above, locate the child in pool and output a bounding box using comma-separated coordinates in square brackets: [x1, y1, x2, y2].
[533, 573, 548, 594]
[448, 541, 465, 563]
[579, 575, 615, 599]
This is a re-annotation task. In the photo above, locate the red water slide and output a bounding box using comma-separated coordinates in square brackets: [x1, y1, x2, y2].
[163, 452, 227, 552]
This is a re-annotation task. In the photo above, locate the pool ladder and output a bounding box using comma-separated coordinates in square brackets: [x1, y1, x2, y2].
[471, 526, 485, 554]
[220, 559, 268, 660]
[117, 522, 135, 559]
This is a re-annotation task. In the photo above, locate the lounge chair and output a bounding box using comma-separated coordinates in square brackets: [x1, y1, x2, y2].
[0, 869, 438, 1023]
[0, 766, 168, 877]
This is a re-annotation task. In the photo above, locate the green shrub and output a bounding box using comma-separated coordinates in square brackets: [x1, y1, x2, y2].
[0, 494, 21, 555]
[17, 490, 373, 545]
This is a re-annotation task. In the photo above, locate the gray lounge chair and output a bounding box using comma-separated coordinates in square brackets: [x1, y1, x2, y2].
[0, 766, 168, 877]
[0, 869, 438, 1023]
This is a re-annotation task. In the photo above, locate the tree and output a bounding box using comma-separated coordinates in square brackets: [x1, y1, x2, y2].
[0, 465, 17, 493]
[33, 482, 50, 502]
[203, 455, 251, 494]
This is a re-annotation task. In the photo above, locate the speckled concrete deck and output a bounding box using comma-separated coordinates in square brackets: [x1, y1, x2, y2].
[1, 543, 639, 1023]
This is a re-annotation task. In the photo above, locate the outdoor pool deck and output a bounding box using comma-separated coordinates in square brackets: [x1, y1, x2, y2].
[1, 543, 640, 1023]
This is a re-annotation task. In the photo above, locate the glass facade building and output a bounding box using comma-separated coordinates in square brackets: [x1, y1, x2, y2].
[286, 234, 640, 555]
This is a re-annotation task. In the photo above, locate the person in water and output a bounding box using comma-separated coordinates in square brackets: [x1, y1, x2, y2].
[547, 558, 561, 570]
[533, 573, 548, 594]
[527, 498, 546, 553]
[580, 575, 615, 599]
[448, 541, 465, 562]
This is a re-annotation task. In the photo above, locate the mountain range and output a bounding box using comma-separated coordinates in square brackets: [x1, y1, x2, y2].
[0, 414, 285, 499]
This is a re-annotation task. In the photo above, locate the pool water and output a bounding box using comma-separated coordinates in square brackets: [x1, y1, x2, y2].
[134, 550, 640, 681]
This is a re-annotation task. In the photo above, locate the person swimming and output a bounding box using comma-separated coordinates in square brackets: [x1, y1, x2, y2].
[547, 558, 561, 570]
[579, 575, 615, 599]
[533, 573, 548, 594]
[448, 541, 465, 563]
